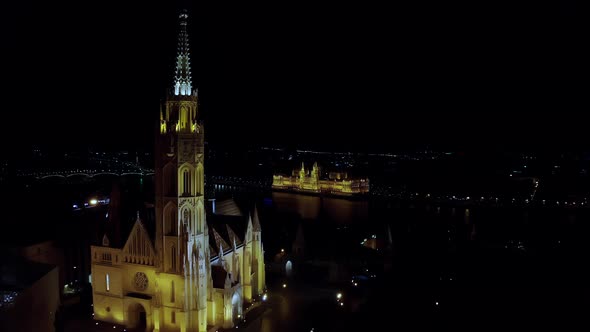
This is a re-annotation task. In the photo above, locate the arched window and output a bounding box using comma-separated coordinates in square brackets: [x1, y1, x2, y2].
[196, 164, 204, 195]
[183, 170, 191, 196]
[181, 106, 189, 131]
[196, 205, 203, 234]
[171, 281, 175, 303]
[183, 209, 190, 231]
[169, 208, 177, 236]
[171, 246, 177, 272]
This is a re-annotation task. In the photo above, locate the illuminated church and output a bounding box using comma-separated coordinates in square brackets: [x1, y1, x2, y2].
[90, 11, 265, 332]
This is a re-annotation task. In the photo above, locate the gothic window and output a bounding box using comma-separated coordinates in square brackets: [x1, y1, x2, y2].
[171, 281, 175, 303]
[181, 106, 189, 130]
[196, 206, 203, 234]
[196, 164, 204, 195]
[171, 245, 177, 272]
[183, 170, 191, 196]
[106, 273, 110, 292]
[169, 207, 177, 235]
[183, 209, 191, 232]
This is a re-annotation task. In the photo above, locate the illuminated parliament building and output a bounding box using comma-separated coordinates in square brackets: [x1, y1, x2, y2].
[90, 11, 265, 332]
[273, 162, 370, 195]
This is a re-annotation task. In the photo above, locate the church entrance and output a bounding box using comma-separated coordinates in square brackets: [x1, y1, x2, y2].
[127, 303, 147, 331]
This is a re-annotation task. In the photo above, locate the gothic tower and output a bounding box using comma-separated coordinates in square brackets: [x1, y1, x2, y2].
[155, 10, 208, 332]
[90, 10, 264, 332]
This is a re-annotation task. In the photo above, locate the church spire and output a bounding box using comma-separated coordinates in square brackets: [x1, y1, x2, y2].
[174, 10, 194, 96]
[252, 205, 262, 232]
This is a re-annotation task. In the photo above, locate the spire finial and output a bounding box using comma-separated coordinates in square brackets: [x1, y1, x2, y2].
[173, 9, 193, 96]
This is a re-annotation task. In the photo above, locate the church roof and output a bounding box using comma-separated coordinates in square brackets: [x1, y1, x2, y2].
[210, 227, 231, 254]
[209, 245, 217, 258]
[121, 213, 157, 265]
[225, 224, 243, 247]
[214, 199, 243, 216]
[107, 207, 155, 249]
[207, 213, 248, 259]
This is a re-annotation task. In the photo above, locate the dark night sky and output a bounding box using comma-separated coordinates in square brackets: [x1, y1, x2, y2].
[1, 1, 586, 154]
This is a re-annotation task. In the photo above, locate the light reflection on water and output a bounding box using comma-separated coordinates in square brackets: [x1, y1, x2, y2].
[271, 192, 368, 224]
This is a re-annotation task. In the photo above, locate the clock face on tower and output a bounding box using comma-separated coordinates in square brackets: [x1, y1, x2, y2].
[134, 272, 149, 291]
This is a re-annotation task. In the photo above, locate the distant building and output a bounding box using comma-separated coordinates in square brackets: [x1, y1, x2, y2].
[90, 11, 265, 332]
[273, 162, 369, 195]
[10, 241, 66, 295]
[0, 255, 60, 332]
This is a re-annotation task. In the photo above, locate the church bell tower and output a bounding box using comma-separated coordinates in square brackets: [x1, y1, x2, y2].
[155, 10, 208, 332]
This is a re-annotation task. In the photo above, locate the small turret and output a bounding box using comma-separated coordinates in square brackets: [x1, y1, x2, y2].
[246, 214, 253, 242]
[218, 243, 224, 266]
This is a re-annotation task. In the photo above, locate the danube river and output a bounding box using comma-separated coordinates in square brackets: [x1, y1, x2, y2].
[11, 176, 590, 331]
[226, 187, 590, 331]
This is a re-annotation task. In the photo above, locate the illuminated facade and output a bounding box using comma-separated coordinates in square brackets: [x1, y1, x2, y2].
[273, 162, 370, 195]
[90, 11, 265, 332]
